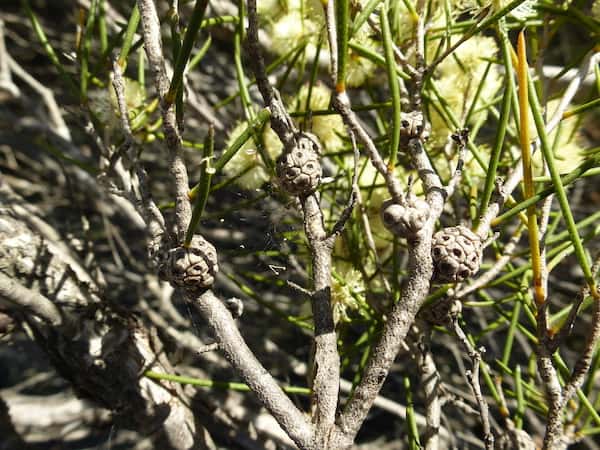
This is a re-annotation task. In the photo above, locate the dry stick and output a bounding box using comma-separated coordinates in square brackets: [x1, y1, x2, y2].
[0, 272, 64, 327]
[452, 319, 494, 450]
[330, 138, 446, 448]
[111, 58, 166, 256]
[245, 0, 341, 440]
[410, 321, 442, 450]
[137, 0, 191, 243]
[195, 290, 314, 448]
[542, 255, 600, 449]
[0, 20, 20, 98]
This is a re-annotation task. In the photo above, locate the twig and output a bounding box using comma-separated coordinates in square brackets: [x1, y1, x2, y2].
[137, 0, 192, 243]
[0, 19, 20, 98]
[111, 57, 166, 258]
[328, 128, 359, 239]
[332, 91, 406, 204]
[444, 129, 468, 199]
[244, 0, 295, 148]
[193, 290, 314, 449]
[410, 322, 442, 450]
[0, 272, 64, 327]
[538, 343, 564, 449]
[451, 319, 494, 450]
[561, 273, 600, 403]
[325, 0, 338, 85]
[349, 129, 392, 294]
[6, 54, 70, 141]
[366, 16, 418, 78]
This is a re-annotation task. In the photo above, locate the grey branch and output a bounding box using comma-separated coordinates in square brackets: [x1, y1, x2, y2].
[542, 254, 600, 449]
[245, 0, 344, 440]
[409, 322, 442, 450]
[245, 0, 296, 148]
[301, 194, 341, 439]
[193, 290, 315, 449]
[110, 58, 166, 258]
[452, 319, 494, 450]
[0, 272, 64, 327]
[137, 0, 192, 242]
[0, 193, 209, 450]
[332, 91, 406, 205]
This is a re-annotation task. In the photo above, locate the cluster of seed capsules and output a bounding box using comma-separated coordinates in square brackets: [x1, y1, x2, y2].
[158, 131, 323, 292]
[160, 124, 483, 292]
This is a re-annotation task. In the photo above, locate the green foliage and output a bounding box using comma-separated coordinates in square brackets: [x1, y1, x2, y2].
[20, 0, 600, 446]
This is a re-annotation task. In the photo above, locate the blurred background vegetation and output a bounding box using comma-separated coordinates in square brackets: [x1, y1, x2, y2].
[1, 0, 600, 448]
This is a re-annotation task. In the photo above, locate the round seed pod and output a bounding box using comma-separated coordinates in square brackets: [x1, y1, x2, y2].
[380, 197, 429, 238]
[432, 226, 482, 283]
[276, 133, 322, 196]
[159, 235, 218, 291]
[421, 297, 462, 326]
[400, 111, 430, 143]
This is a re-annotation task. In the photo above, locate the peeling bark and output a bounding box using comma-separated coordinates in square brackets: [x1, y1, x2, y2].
[0, 183, 212, 450]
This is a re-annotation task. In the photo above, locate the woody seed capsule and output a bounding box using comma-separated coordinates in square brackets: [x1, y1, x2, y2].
[159, 235, 219, 291]
[381, 197, 429, 238]
[276, 132, 322, 196]
[431, 225, 482, 283]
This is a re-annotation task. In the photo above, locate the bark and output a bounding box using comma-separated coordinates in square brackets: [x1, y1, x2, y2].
[0, 181, 212, 450]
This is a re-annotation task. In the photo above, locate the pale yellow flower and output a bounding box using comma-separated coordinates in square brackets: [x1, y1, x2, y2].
[89, 77, 146, 133]
[257, 0, 283, 17]
[269, 0, 326, 61]
[291, 84, 346, 152]
[346, 25, 379, 87]
[532, 100, 585, 174]
[265, 0, 380, 87]
[428, 35, 502, 147]
[592, 0, 600, 20]
[223, 122, 283, 190]
[331, 267, 365, 324]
